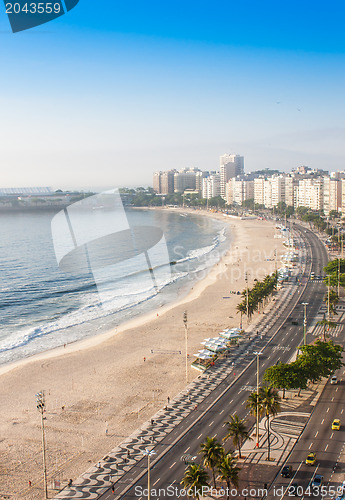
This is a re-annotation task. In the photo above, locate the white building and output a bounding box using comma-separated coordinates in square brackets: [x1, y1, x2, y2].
[202, 174, 221, 199]
[323, 177, 341, 215]
[220, 154, 244, 199]
[296, 177, 324, 211]
[227, 178, 254, 206]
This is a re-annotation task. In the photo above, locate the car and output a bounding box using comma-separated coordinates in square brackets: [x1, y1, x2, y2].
[281, 465, 293, 478]
[311, 474, 323, 488]
[331, 375, 337, 384]
[306, 452, 316, 465]
[289, 483, 299, 496]
[332, 419, 341, 431]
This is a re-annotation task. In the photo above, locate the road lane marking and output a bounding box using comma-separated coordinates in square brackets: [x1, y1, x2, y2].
[341, 409, 344, 414]
[279, 461, 303, 500]
[220, 409, 224, 414]
[327, 407, 330, 412]
[301, 464, 320, 500]
[242, 401, 245, 405]
[197, 433, 203, 440]
[153, 478, 160, 486]
[169, 462, 176, 469]
[336, 387, 339, 392]
[332, 397, 334, 401]
[230, 399, 233, 404]
[315, 431, 318, 437]
[321, 419, 324, 424]
[325, 444, 329, 451]
[209, 421, 214, 427]
[184, 447, 190, 453]
[308, 442, 313, 449]
[330, 433, 334, 439]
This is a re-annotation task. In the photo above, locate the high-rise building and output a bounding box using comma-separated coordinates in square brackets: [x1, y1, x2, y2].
[220, 154, 244, 199]
[202, 174, 221, 199]
[226, 178, 254, 206]
[323, 177, 341, 215]
[174, 168, 201, 193]
[296, 178, 324, 211]
[153, 172, 161, 194]
[153, 170, 175, 194]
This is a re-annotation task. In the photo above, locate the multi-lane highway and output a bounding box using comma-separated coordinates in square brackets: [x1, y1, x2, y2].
[99, 224, 335, 499]
[266, 365, 345, 500]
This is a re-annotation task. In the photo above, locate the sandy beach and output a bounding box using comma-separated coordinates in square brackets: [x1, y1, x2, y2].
[0, 211, 285, 499]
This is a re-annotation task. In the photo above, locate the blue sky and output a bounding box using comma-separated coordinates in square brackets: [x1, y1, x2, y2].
[1, 1, 345, 189]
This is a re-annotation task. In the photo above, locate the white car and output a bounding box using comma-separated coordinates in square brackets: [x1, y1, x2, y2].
[330, 375, 337, 385]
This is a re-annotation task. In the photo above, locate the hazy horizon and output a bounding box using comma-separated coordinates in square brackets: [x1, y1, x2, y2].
[1, 1, 345, 189]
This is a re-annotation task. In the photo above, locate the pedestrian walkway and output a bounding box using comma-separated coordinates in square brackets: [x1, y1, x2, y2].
[239, 379, 326, 468]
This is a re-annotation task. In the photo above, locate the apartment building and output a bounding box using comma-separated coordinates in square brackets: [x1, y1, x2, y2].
[220, 154, 244, 199]
[202, 174, 221, 199]
[226, 178, 254, 206]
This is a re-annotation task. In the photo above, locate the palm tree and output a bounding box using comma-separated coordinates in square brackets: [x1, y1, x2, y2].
[316, 318, 337, 341]
[223, 414, 251, 458]
[325, 289, 339, 317]
[217, 453, 240, 500]
[180, 464, 209, 499]
[246, 391, 263, 418]
[259, 386, 281, 460]
[199, 437, 224, 488]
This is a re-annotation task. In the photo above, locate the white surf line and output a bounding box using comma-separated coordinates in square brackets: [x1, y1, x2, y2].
[279, 461, 303, 500]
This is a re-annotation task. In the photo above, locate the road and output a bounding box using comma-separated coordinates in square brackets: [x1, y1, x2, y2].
[99, 224, 330, 499]
[266, 362, 345, 500]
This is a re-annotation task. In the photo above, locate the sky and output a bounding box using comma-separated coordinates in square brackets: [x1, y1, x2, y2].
[1, 0, 345, 190]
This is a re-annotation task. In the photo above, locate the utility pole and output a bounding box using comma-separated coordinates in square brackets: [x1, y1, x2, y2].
[183, 311, 188, 384]
[245, 272, 249, 324]
[36, 391, 48, 499]
[254, 352, 262, 447]
[328, 275, 331, 322]
[302, 303, 309, 345]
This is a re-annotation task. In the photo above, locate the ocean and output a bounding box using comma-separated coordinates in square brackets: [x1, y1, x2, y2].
[0, 207, 229, 366]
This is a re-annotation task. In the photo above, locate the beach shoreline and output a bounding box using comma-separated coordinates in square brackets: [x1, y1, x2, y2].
[0, 208, 231, 377]
[0, 211, 285, 499]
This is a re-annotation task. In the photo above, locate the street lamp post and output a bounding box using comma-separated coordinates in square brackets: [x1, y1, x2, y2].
[327, 275, 331, 321]
[143, 448, 156, 500]
[183, 311, 188, 384]
[253, 351, 262, 447]
[36, 391, 48, 499]
[245, 272, 249, 324]
[302, 302, 309, 345]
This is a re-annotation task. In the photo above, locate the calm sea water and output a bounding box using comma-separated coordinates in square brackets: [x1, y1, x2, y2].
[0, 208, 229, 365]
